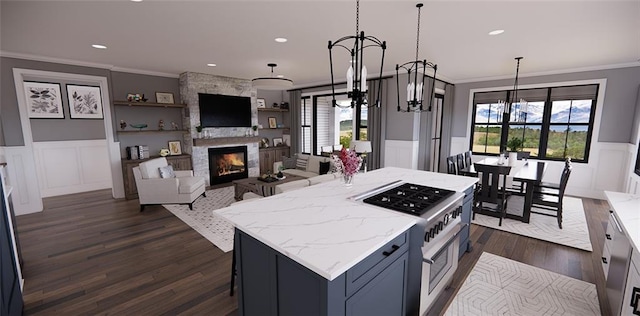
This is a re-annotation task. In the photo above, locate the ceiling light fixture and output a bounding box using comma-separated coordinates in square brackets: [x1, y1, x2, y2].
[275, 38, 288, 43]
[396, 3, 437, 113]
[91, 44, 107, 49]
[499, 57, 528, 122]
[328, 0, 386, 109]
[252, 63, 293, 90]
[207, 63, 216, 67]
[489, 29, 504, 35]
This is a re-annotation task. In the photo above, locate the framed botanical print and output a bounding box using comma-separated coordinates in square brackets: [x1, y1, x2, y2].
[23, 81, 64, 118]
[66, 85, 104, 119]
[155, 92, 174, 104]
[168, 140, 182, 155]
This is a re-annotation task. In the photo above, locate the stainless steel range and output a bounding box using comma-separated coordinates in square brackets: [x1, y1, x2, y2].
[355, 180, 465, 315]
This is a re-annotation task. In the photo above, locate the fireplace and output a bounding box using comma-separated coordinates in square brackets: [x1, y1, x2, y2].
[208, 146, 248, 185]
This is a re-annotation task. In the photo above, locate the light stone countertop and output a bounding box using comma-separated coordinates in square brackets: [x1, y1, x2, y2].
[215, 167, 478, 280]
[605, 191, 640, 251]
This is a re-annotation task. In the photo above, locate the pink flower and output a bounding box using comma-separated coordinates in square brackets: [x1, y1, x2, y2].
[332, 148, 362, 176]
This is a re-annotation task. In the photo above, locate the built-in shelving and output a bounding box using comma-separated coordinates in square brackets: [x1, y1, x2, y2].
[193, 136, 261, 147]
[263, 127, 290, 131]
[114, 101, 187, 108]
[117, 130, 188, 134]
[258, 108, 289, 112]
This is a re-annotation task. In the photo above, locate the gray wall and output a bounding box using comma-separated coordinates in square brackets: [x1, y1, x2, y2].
[451, 66, 640, 144]
[1, 57, 111, 145]
[385, 73, 420, 141]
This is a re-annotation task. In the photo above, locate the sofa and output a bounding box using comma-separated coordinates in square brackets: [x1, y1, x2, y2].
[275, 153, 334, 179]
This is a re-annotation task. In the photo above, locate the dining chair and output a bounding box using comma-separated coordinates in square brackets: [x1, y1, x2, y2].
[464, 151, 472, 168]
[473, 163, 512, 226]
[531, 163, 572, 229]
[516, 151, 531, 160]
[510, 151, 532, 193]
[536, 157, 572, 192]
[456, 153, 465, 172]
[446, 156, 457, 175]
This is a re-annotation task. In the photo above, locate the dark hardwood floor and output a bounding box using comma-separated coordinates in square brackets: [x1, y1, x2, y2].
[15, 190, 610, 315]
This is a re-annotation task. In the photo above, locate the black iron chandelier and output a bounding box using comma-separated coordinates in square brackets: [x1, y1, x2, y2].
[396, 3, 437, 113]
[499, 57, 528, 122]
[328, 0, 386, 109]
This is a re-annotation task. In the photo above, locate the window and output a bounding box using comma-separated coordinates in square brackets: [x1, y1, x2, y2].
[470, 84, 598, 162]
[299, 92, 368, 155]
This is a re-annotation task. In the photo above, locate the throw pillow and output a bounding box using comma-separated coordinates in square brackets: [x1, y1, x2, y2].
[159, 165, 176, 178]
[282, 156, 297, 169]
[319, 161, 331, 175]
[296, 158, 308, 170]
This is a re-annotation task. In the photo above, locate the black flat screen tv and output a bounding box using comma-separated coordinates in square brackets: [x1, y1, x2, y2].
[199, 93, 251, 128]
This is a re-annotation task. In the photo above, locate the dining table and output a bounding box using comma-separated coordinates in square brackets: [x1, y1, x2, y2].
[460, 157, 547, 223]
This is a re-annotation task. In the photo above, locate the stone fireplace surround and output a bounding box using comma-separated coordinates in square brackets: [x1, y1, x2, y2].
[179, 72, 260, 186]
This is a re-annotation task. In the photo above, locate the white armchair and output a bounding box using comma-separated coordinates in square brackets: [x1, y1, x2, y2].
[133, 157, 206, 212]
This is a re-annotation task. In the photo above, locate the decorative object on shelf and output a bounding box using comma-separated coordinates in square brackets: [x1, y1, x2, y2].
[171, 121, 179, 130]
[158, 119, 165, 130]
[252, 63, 293, 90]
[195, 124, 203, 138]
[155, 92, 174, 104]
[396, 3, 437, 113]
[168, 140, 182, 155]
[67, 84, 104, 119]
[120, 120, 127, 130]
[268, 117, 277, 129]
[23, 81, 64, 118]
[127, 93, 140, 102]
[280, 101, 289, 110]
[282, 134, 291, 146]
[159, 148, 170, 157]
[272, 102, 279, 108]
[273, 137, 283, 146]
[350, 140, 372, 172]
[252, 125, 259, 136]
[257, 98, 266, 108]
[498, 57, 528, 122]
[328, 0, 386, 109]
[277, 123, 285, 128]
[129, 123, 148, 131]
[260, 137, 270, 148]
[332, 147, 362, 187]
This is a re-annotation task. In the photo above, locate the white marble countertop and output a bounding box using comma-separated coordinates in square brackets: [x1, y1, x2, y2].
[215, 167, 478, 280]
[605, 191, 640, 251]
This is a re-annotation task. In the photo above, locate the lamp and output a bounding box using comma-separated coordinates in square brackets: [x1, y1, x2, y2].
[328, 0, 386, 109]
[350, 140, 372, 172]
[396, 3, 437, 113]
[252, 63, 293, 90]
[499, 57, 528, 122]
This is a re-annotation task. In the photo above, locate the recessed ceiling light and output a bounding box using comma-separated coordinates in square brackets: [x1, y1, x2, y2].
[275, 38, 288, 43]
[207, 63, 216, 67]
[130, 0, 143, 2]
[92, 44, 107, 49]
[277, 75, 284, 78]
[488, 29, 504, 36]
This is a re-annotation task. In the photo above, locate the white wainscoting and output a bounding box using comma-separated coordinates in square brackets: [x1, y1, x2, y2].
[625, 142, 640, 195]
[33, 140, 112, 197]
[384, 140, 419, 169]
[2, 146, 43, 215]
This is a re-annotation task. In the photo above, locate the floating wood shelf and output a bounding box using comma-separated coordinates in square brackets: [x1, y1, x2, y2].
[193, 136, 261, 147]
[258, 108, 289, 112]
[114, 101, 187, 108]
[117, 130, 188, 134]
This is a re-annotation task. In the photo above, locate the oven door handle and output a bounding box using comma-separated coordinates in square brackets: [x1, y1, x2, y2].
[423, 223, 468, 264]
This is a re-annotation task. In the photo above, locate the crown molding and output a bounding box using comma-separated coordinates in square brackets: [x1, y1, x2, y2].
[0, 51, 180, 78]
[454, 62, 640, 84]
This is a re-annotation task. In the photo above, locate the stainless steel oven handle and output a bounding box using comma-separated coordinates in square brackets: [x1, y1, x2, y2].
[610, 211, 624, 233]
[423, 223, 468, 264]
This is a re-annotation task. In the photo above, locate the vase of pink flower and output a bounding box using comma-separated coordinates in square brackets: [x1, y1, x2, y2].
[332, 148, 362, 187]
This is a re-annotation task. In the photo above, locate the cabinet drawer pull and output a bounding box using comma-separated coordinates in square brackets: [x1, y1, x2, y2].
[606, 234, 611, 240]
[383, 245, 400, 257]
[601, 257, 608, 264]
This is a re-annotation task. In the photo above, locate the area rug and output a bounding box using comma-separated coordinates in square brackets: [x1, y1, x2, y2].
[444, 252, 600, 315]
[472, 195, 592, 252]
[163, 187, 236, 253]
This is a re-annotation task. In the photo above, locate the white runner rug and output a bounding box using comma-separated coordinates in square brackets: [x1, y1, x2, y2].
[472, 195, 593, 251]
[444, 252, 600, 316]
[163, 187, 236, 253]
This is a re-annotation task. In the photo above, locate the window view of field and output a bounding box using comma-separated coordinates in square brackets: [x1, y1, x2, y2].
[339, 107, 367, 149]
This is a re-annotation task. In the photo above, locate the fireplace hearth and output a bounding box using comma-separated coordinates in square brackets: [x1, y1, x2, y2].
[208, 146, 248, 185]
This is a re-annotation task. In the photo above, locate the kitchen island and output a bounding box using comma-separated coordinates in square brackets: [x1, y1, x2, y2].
[215, 167, 477, 316]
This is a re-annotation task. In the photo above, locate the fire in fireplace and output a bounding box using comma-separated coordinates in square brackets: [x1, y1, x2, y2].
[208, 146, 248, 185]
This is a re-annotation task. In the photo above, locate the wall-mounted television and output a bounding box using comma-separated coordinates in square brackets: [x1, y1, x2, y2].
[199, 93, 251, 128]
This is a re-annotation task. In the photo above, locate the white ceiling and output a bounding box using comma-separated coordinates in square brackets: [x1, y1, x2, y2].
[2, 0, 639, 87]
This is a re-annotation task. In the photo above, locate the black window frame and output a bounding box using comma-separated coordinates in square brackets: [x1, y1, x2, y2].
[469, 84, 599, 163]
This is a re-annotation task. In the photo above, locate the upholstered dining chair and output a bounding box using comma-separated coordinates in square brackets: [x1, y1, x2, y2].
[531, 161, 573, 229]
[473, 163, 512, 226]
[133, 157, 206, 212]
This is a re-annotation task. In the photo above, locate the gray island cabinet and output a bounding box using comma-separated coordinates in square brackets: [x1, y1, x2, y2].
[216, 167, 478, 316]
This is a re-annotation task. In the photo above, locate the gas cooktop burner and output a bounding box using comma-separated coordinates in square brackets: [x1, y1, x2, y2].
[363, 183, 456, 216]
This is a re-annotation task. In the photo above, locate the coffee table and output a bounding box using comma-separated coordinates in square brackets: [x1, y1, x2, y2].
[232, 174, 306, 200]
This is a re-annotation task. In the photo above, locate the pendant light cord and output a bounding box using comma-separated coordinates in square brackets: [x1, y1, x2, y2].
[355, 0, 359, 35]
[415, 4, 422, 61]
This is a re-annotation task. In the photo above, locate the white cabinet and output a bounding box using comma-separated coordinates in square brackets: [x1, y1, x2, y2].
[622, 248, 640, 315]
